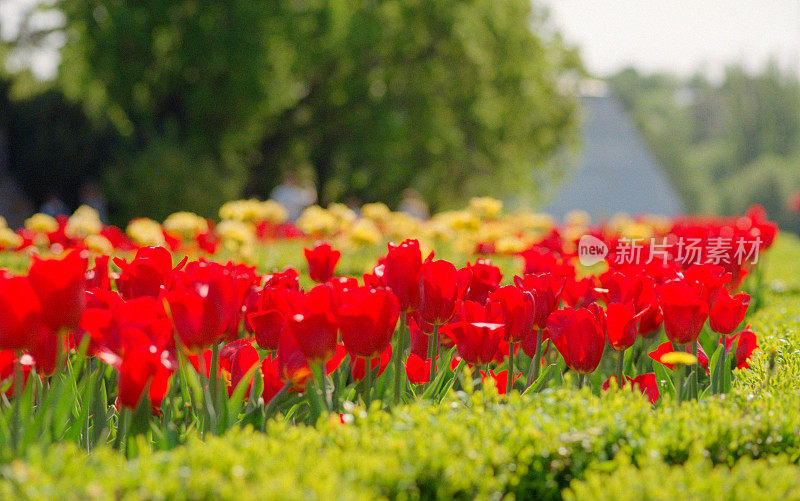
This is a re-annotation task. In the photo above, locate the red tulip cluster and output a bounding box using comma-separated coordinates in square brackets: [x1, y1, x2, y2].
[0, 206, 774, 424]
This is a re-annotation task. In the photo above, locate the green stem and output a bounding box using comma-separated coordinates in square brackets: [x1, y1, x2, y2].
[393, 314, 407, 405]
[262, 382, 291, 430]
[308, 364, 325, 424]
[10, 354, 22, 453]
[715, 346, 727, 394]
[112, 408, 130, 451]
[208, 342, 220, 417]
[507, 342, 515, 394]
[427, 325, 439, 389]
[526, 330, 544, 388]
[616, 349, 625, 387]
[675, 365, 684, 405]
[365, 357, 374, 409]
[577, 373, 585, 390]
[692, 342, 699, 399]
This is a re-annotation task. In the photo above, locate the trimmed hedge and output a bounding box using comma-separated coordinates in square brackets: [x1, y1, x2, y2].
[565, 453, 800, 500]
[5, 385, 800, 500]
[2, 235, 800, 500]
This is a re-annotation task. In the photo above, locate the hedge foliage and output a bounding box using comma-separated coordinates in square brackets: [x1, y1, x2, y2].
[2, 234, 800, 500]
[566, 453, 800, 501]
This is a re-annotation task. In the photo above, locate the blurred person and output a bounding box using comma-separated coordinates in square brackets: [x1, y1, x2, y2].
[39, 191, 69, 217]
[270, 171, 317, 221]
[790, 190, 800, 215]
[398, 188, 429, 219]
[80, 181, 109, 223]
[346, 196, 362, 215]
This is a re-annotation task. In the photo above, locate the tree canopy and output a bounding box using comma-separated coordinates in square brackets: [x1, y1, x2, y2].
[43, 0, 580, 221]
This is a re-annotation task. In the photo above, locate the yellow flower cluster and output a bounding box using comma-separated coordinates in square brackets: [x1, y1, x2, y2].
[65, 205, 104, 239]
[0, 194, 685, 260]
[219, 199, 287, 224]
[0, 217, 22, 249]
[468, 196, 503, 220]
[296, 206, 339, 236]
[164, 211, 209, 239]
[25, 213, 59, 234]
[215, 220, 255, 249]
[126, 218, 166, 247]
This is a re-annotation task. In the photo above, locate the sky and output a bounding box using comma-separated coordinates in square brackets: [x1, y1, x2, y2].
[538, 0, 800, 79]
[2, 0, 800, 80]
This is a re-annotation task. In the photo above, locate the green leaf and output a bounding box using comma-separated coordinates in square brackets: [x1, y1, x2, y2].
[227, 364, 261, 426]
[653, 362, 675, 399]
[523, 364, 556, 395]
[709, 343, 724, 394]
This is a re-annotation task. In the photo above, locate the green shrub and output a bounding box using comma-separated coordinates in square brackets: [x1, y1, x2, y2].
[6, 384, 800, 500]
[565, 453, 800, 501]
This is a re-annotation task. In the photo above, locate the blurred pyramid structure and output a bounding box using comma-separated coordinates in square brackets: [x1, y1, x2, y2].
[545, 80, 684, 220]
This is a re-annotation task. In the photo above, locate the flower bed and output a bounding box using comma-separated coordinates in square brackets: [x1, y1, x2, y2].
[0, 198, 794, 499]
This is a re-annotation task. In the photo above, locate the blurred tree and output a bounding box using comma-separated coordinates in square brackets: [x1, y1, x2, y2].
[0, 79, 118, 210]
[610, 64, 800, 229]
[53, 0, 579, 216]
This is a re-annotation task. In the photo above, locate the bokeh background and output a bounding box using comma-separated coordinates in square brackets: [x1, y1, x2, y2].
[1, 0, 798, 230]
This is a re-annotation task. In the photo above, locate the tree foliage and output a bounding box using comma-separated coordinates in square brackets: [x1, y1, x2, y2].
[610, 64, 800, 231]
[51, 0, 579, 217]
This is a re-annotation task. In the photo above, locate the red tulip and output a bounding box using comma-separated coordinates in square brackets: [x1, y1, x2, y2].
[521, 334, 550, 360]
[683, 263, 732, 303]
[0, 274, 44, 351]
[561, 276, 600, 309]
[222, 262, 261, 341]
[448, 321, 504, 366]
[602, 373, 659, 404]
[264, 268, 301, 289]
[80, 296, 173, 358]
[482, 369, 521, 395]
[115, 246, 182, 300]
[166, 261, 239, 352]
[304, 242, 340, 283]
[382, 239, 423, 310]
[261, 355, 286, 403]
[246, 286, 300, 351]
[546, 307, 605, 374]
[326, 343, 348, 376]
[277, 327, 312, 391]
[0, 350, 32, 397]
[520, 247, 574, 277]
[327, 276, 359, 308]
[27, 324, 65, 377]
[487, 285, 535, 343]
[218, 339, 260, 393]
[405, 353, 431, 385]
[337, 286, 399, 358]
[649, 341, 710, 374]
[721, 325, 758, 369]
[115, 346, 174, 411]
[657, 280, 709, 345]
[514, 273, 566, 329]
[464, 259, 503, 304]
[261, 356, 284, 404]
[407, 314, 430, 357]
[709, 288, 750, 334]
[605, 302, 640, 351]
[418, 258, 471, 326]
[28, 250, 87, 331]
[86, 255, 111, 290]
[601, 272, 661, 336]
[350, 344, 392, 381]
[454, 299, 504, 325]
[285, 285, 338, 364]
